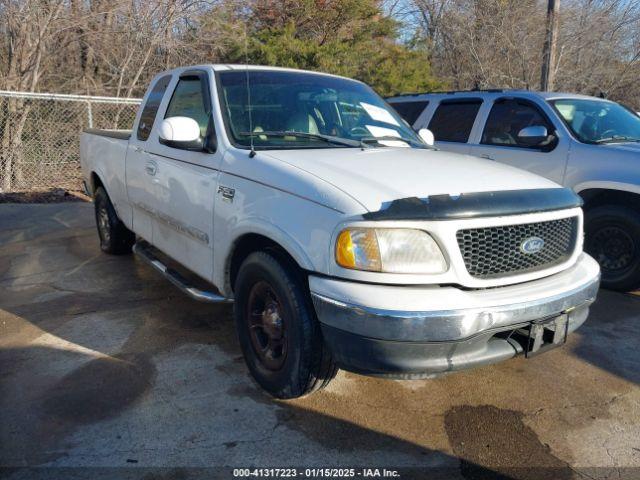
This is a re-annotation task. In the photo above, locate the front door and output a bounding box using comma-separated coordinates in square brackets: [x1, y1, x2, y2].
[144, 70, 222, 282]
[468, 97, 569, 185]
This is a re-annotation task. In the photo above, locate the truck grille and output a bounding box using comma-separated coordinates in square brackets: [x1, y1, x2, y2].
[456, 217, 579, 279]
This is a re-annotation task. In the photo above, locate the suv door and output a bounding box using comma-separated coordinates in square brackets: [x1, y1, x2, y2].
[426, 98, 483, 155]
[144, 70, 222, 281]
[388, 100, 429, 128]
[469, 97, 569, 184]
[126, 75, 172, 242]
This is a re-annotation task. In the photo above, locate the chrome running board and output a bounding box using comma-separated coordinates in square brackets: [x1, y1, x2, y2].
[133, 241, 232, 304]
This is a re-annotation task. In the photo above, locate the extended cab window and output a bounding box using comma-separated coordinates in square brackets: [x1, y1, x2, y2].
[389, 101, 429, 125]
[165, 76, 210, 137]
[482, 99, 553, 148]
[428, 99, 481, 142]
[137, 75, 171, 141]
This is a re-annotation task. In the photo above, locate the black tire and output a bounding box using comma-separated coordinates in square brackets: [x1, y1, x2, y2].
[94, 186, 135, 255]
[584, 205, 640, 292]
[234, 251, 337, 399]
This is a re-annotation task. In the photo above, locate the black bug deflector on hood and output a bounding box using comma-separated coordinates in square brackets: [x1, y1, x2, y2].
[362, 188, 583, 221]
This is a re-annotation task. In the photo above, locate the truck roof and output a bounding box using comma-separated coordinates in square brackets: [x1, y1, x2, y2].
[386, 89, 613, 103]
[157, 64, 361, 83]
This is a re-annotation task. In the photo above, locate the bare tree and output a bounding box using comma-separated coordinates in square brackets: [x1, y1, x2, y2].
[0, 0, 66, 191]
[408, 0, 640, 108]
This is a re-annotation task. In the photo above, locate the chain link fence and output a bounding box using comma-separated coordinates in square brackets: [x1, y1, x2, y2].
[0, 91, 141, 193]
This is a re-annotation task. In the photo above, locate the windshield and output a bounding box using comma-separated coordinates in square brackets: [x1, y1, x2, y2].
[549, 98, 640, 144]
[216, 70, 424, 149]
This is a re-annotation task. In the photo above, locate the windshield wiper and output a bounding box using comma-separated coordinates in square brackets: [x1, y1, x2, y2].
[360, 136, 425, 148]
[595, 135, 640, 144]
[239, 131, 361, 148]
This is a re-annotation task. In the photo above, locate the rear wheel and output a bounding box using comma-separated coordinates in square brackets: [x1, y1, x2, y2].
[584, 205, 640, 292]
[234, 251, 337, 398]
[94, 186, 135, 255]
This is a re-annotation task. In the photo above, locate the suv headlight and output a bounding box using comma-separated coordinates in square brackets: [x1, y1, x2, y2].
[335, 228, 447, 273]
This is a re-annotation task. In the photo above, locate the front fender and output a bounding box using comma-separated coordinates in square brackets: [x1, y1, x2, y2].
[227, 218, 315, 271]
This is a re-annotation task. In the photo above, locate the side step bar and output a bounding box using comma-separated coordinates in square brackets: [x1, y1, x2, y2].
[133, 242, 232, 304]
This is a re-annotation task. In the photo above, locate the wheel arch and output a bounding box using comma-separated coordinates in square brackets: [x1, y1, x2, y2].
[225, 231, 313, 295]
[89, 171, 105, 197]
[577, 184, 640, 213]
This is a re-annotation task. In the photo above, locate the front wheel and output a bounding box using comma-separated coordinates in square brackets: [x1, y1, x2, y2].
[234, 252, 337, 398]
[584, 205, 640, 292]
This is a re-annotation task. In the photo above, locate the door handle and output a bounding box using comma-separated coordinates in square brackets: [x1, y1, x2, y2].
[145, 162, 157, 176]
[133, 146, 143, 153]
[480, 154, 494, 160]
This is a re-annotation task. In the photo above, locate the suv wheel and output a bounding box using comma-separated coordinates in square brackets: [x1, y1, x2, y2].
[94, 186, 135, 254]
[234, 251, 337, 398]
[584, 205, 640, 292]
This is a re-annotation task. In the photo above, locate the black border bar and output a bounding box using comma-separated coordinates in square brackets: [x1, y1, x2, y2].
[362, 188, 583, 221]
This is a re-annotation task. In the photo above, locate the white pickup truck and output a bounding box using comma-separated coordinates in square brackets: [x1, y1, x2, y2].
[80, 65, 600, 398]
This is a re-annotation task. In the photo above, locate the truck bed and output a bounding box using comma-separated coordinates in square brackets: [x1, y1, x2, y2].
[79, 128, 131, 208]
[84, 128, 132, 140]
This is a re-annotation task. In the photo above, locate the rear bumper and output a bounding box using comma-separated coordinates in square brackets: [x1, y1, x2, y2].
[310, 254, 600, 377]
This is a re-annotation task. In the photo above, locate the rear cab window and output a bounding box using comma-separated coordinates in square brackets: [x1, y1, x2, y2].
[388, 100, 429, 126]
[428, 99, 482, 143]
[137, 75, 172, 141]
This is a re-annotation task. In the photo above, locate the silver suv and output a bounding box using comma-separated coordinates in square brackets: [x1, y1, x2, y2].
[387, 90, 640, 292]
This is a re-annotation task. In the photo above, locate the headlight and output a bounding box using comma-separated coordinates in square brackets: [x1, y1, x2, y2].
[335, 228, 447, 273]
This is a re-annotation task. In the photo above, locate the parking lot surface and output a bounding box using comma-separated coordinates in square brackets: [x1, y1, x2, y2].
[1, 203, 639, 479]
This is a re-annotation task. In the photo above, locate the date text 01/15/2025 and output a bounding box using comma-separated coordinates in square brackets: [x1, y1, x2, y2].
[232, 468, 400, 478]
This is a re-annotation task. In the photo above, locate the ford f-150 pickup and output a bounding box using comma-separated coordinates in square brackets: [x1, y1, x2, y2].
[80, 65, 601, 398]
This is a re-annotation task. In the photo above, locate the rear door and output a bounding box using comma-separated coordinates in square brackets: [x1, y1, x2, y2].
[126, 75, 173, 242]
[426, 98, 483, 155]
[469, 97, 569, 184]
[143, 69, 222, 281]
[388, 100, 430, 129]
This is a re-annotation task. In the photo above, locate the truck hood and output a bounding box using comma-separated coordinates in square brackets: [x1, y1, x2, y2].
[263, 147, 560, 212]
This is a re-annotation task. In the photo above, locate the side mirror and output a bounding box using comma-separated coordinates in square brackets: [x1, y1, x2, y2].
[517, 125, 550, 147]
[418, 128, 435, 146]
[159, 117, 203, 151]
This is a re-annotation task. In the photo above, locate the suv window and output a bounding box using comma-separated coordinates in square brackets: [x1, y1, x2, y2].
[482, 98, 553, 148]
[428, 99, 482, 142]
[137, 75, 172, 141]
[165, 75, 210, 137]
[389, 100, 429, 125]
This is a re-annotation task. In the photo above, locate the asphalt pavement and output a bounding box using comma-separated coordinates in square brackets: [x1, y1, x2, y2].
[1, 203, 639, 480]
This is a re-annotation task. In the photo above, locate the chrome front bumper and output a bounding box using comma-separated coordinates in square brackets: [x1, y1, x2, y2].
[310, 254, 600, 377]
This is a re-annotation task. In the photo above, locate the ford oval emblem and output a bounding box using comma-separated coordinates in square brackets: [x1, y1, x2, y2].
[521, 236, 545, 254]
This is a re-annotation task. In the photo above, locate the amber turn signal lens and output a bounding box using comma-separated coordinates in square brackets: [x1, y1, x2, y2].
[336, 230, 356, 268]
[335, 228, 382, 271]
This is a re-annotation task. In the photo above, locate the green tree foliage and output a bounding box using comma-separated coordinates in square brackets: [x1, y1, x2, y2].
[222, 0, 443, 96]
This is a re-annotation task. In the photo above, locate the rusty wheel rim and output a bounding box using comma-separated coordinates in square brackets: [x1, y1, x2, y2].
[246, 281, 287, 371]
